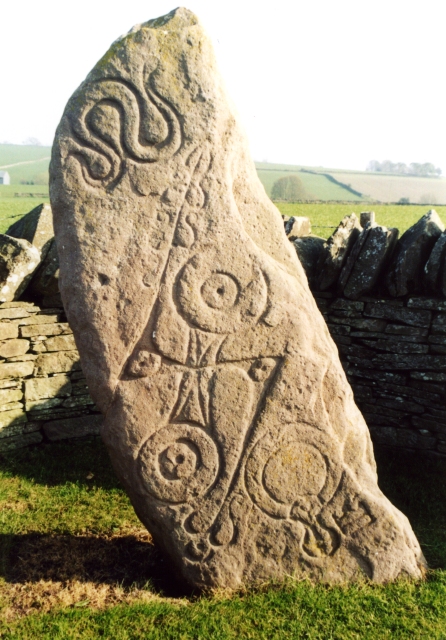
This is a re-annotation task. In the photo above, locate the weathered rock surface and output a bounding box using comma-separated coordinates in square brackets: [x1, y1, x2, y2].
[50, 8, 425, 588]
[6, 203, 54, 256]
[424, 230, 446, 295]
[317, 214, 362, 290]
[27, 238, 60, 300]
[292, 236, 325, 287]
[0, 235, 41, 302]
[386, 210, 444, 297]
[285, 216, 311, 239]
[340, 224, 398, 300]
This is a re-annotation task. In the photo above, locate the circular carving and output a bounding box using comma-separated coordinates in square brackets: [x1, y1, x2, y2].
[200, 273, 239, 310]
[263, 443, 326, 504]
[138, 424, 218, 503]
[176, 252, 267, 334]
[245, 424, 343, 519]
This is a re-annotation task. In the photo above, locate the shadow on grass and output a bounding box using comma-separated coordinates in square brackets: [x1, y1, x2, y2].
[374, 446, 446, 569]
[0, 530, 194, 599]
[0, 437, 121, 490]
[1, 439, 446, 585]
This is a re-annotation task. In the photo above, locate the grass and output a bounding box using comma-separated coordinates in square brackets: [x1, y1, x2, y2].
[0, 439, 446, 638]
[275, 202, 446, 239]
[0, 185, 49, 234]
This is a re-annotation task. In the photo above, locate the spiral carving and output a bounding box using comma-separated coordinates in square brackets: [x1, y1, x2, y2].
[67, 74, 182, 187]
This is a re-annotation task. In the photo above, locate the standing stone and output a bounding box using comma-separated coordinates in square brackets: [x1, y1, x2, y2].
[386, 210, 444, 297]
[340, 224, 399, 300]
[0, 235, 41, 302]
[6, 203, 54, 257]
[50, 8, 424, 588]
[27, 238, 60, 301]
[316, 214, 362, 290]
[424, 230, 446, 295]
[292, 236, 325, 287]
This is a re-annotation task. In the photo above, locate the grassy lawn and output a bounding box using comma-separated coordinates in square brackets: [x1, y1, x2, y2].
[1, 439, 446, 638]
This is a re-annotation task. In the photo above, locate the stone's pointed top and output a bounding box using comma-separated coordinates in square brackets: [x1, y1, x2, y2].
[142, 7, 199, 29]
[118, 7, 199, 43]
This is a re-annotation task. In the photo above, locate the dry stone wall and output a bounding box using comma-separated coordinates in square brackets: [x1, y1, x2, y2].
[313, 293, 446, 456]
[0, 300, 101, 452]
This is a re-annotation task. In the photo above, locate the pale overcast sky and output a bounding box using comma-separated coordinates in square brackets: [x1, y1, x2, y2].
[1, 0, 445, 172]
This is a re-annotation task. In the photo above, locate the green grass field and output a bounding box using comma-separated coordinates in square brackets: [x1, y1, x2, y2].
[275, 203, 446, 239]
[1, 440, 445, 638]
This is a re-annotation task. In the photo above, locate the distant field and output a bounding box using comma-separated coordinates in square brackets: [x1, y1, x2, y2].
[0, 143, 51, 185]
[274, 202, 446, 239]
[327, 170, 446, 205]
[255, 163, 362, 201]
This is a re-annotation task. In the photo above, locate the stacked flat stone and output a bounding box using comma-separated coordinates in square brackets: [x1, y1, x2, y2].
[0, 301, 100, 452]
[314, 293, 446, 455]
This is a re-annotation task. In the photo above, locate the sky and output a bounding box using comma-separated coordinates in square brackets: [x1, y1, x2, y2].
[1, 0, 445, 172]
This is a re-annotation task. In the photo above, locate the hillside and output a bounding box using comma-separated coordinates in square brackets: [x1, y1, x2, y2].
[326, 169, 446, 205]
[0, 143, 51, 184]
[255, 162, 363, 201]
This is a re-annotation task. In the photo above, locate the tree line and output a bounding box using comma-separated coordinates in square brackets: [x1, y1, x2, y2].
[366, 160, 442, 177]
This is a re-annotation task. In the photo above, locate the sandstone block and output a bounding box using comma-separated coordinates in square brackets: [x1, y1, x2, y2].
[0, 431, 42, 451]
[360, 211, 375, 226]
[317, 214, 362, 290]
[20, 322, 72, 338]
[43, 414, 102, 441]
[285, 217, 311, 238]
[364, 303, 431, 328]
[0, 388, 23, 404]
[0, 235, 41, 302]
[27, 238, 60, 300]
[0, 361, 34, 379]
[24, 374, 71, 402]
[292, 236, 325, 286]
[0, 338, 29, 358]
[26, 397, 64, 412]
[50, 8, 424, 588]
[18, 314, 59, 326]
[0, 402, 24, 412]
[0, 307, 33, 320]
[407, 298, 446, 312]
[340, 224, 398, 300]
[34, 351, 81, 376]
[424, 231, 446, 293]
[386, 210, 445, 297]
[0, 323, 19, 340]
[0, 408, 27, 437]
[44, 334, 76, 352]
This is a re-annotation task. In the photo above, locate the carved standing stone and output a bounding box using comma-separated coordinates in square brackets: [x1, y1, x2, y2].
[50, 8, 425, 588]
